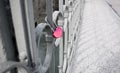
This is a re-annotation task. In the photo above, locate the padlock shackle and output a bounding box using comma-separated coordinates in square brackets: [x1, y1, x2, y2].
[46, 0, 56, 30]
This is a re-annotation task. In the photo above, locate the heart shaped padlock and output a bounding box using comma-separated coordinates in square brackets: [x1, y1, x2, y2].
[53, 27, 63, 38]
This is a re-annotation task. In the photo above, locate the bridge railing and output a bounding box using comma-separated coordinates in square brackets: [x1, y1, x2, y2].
[58, 0, 85, 73]
[0, 0, 84, 73]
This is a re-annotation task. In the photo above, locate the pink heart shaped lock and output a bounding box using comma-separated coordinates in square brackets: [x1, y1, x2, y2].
[53, 27, 63, 38]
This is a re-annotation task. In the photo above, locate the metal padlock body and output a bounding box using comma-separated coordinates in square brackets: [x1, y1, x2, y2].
[53, 27, 63, 38]
[45, 11, 64, 38]
[52, 11, 64, 38]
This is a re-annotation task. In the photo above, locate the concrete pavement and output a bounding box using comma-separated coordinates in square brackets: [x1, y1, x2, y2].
[67, 0, 120, 73]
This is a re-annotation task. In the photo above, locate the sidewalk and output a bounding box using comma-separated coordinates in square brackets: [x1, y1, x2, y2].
[67, 0, 120, 73]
